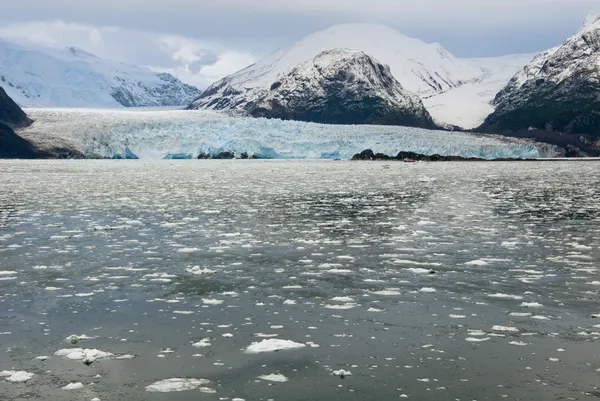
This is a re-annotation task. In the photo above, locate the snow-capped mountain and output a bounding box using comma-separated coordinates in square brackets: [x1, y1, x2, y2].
[481, 13, 600, 135]
[236, 49, 435, 128]
[0, 39, 201, 108]
[188, 23, 529, 128]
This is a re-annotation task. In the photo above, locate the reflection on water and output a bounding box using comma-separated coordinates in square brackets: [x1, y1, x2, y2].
[0, 160, 599, 401]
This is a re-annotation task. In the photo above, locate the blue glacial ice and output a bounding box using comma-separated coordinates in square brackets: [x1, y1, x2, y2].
[23, 108, 559, 159]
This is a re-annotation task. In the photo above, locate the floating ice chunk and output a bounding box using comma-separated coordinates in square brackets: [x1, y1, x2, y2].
[509, 341, 529, 346]
[405, 268, 434, 274]
[62, 382, 84, 390]
[178, 248, 200, 253]
[520, 302, 543, 308]
[173, 311, 195, 315]
[548, 358, 560, 362]
[192, 338, 212, 348]
[420, 287, 436, 293]
[222, 333, 234, 338]
[449, 314, 466, 319]
[331, 296, 355, 302]
[202, 299, 224, 305]
[283, 300, 297, 305]
[0, 271, 17, 275]
[487, 293, 523, 300]
[146, 378, 210, 392]
[254, 333, 278, 338]
[35, 356, 49, 361]
[493, 325, 519, 332]
[0, 370, 35, 383]
[508, 312, 532, 317]
[333, 369, 352, 378]
[324, 303, 356, 309]
[465, 260, 488, 266]
[65, 334, 95, 343]
[185, 266, 216, 275]
[54, 348, 113, 361]
[258, 374, 289, 382]
[368, 308, 384, 312]
[245, 339, 306, 353]
[115, 354, 136, 360]
[372, 290, 401, 296]
[465, 337, 490, 342]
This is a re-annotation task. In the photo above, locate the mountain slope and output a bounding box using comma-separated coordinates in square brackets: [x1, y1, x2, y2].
[480, 13, 600, 135]
[241, 49, 435, 127]
[0, 85, 36, 158]
[188, 23, 529, 128]
[0, 39, 201, 108]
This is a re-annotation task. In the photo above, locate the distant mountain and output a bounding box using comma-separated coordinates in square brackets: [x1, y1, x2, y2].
[481, 13, 600, 136]
[0, 86, 36, 158]
[229, 49, 436, 128]
[188, 23, 529, 128]
[0, 39, 201, 108]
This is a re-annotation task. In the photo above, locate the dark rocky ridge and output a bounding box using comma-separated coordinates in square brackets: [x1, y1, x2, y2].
[350, 149, 532, 162]
[0, 86, 37, 158]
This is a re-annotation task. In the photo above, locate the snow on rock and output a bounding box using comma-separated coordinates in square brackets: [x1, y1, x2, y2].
[258, 374, 289, 382]
[189, 23, 531, 128]
[62, 382, 84, 390]
[482, 12, 600, 135]
[145, 378, 210, 392]
[0, 370, 35, 383]
[231, 49, 436, 128]
[0, 38, 201, 108]
[20, 108, 554, 160]
[54, 348, 113, 361]
[245, 339, 306, 353]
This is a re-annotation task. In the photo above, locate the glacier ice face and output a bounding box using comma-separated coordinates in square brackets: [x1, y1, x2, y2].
[20, 108, 556, 160]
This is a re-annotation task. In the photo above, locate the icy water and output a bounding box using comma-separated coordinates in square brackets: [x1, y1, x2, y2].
[1, 160, 600, 401]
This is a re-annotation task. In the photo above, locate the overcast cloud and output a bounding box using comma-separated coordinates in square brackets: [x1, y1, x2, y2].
[0, 0, 596, 88]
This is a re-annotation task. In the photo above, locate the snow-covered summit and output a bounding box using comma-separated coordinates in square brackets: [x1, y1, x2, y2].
[235, 48, 435, 128]
[189, 23, 530, 128]
[0, 38, 201, 108]
[191, 23, 484, 104]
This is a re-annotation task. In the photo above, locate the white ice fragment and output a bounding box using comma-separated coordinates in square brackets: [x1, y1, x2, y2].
[186, 266, 216, 275]
[487, 293, 523, 300]
[520, 302, 543, 308]
[465, 260, 488, 266]
[65, 334, 95, 342]
[492, 325, 519, 332]
[0, 370, 35, 383]
[258, 374, 289, 382]
[420, 287, 436, 293]
[332, 369, 352, 378]
[508, 341, 529, 346]
[202, 299, 224, 305]
[62, 382, 84, 390]
[324, 303, 356, 310]
[245, 339, 306, 353]
[146, 378, 210, 392]
[54, 348, 113, 361]
[192, 338, 212, 348]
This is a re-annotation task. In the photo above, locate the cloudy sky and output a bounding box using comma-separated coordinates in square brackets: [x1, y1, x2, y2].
[0, 0, 596, 88]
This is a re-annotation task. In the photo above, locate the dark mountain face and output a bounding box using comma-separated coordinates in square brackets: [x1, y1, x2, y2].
[0, 85, 38, 158]
[0, 122, 37, 159]
[244, 50, 436, 129]
[0, 86, 33, 128]
[480, 15, 600, 136]
[190, 49, 437, 129]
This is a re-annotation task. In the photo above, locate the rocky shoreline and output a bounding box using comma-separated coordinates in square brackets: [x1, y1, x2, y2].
[350, 149, 533, 162]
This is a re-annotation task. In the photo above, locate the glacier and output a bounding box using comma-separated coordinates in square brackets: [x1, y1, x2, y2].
[19, 108, 558, 160]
